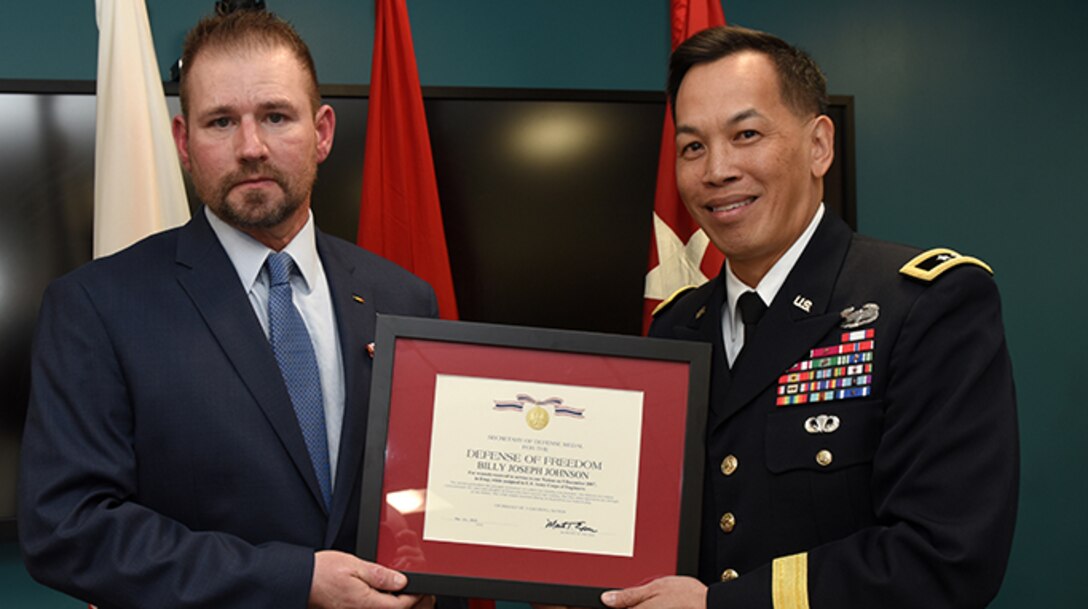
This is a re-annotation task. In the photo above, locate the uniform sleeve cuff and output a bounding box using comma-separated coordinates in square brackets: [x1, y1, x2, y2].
[772, 552, 810, 609]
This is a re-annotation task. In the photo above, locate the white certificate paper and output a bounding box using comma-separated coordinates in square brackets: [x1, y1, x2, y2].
[423, 374, 644, 557]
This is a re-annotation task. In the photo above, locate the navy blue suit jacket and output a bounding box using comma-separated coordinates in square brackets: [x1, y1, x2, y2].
[19, 209, 437, 608]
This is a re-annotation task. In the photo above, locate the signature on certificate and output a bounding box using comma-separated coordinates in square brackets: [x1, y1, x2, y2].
[545, 519, 598, 533]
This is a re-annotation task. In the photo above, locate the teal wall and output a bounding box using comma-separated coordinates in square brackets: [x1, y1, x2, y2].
[2, 0, 1084, 607]
[0, 1, 670, 89]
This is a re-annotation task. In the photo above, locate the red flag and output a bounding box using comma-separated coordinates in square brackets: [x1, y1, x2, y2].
[641, 1, 727, 334]
[359, 0, 459, 319]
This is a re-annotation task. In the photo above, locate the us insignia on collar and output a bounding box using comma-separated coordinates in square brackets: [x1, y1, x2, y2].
[840, 303, 879, 329]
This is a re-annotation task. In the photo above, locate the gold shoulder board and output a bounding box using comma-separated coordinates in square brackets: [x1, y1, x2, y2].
[899, 247, 993, 282]
[651, 285, 697, 317]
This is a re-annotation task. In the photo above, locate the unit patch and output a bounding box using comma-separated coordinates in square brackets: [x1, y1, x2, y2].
[776, 329, 874, 406]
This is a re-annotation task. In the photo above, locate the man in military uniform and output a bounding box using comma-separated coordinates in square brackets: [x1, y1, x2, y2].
[601, 26, 1018, 609]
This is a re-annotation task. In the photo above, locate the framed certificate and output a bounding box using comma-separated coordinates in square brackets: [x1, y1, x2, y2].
[357, 315, 710, 607]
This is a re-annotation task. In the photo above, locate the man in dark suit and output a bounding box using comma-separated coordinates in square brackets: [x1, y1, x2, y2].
[602, 26, 1018, 609]
[19, 11, 436, 609]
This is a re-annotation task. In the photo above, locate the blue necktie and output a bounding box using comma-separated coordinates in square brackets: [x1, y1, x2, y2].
[266, 251, 332, 509]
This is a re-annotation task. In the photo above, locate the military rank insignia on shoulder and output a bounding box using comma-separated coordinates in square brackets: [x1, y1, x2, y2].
[652, 285, 698, 318]
[899, 247, 993, 282]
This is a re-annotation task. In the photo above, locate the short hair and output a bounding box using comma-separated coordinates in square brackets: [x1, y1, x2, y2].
[178, 10, 320, 116]
[667, 25, 829, 118]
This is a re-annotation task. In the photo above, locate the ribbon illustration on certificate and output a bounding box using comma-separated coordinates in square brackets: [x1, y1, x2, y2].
[424, 374, 644, 557]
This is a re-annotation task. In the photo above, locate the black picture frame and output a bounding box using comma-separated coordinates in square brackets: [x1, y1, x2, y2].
[357, 315, 711, 606]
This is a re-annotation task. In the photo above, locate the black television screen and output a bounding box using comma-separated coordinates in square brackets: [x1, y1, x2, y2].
[0, 82, 854, 538]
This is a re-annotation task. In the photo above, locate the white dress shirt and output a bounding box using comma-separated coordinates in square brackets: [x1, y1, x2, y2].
[205, 207, 346, 485]
[721, 204, 826, 366]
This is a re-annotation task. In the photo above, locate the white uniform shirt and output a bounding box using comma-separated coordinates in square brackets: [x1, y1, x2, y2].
[721, 204, 826, 366]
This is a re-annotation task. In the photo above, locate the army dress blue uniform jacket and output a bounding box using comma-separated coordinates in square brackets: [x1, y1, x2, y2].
[649, 212, 1018, 609]
[19, 208, 437, 608]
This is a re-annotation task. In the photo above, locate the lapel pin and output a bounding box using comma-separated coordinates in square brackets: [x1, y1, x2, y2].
[352, 294, 366, 304]
[793, 295, 813, 313]
[695, 306, 707, 320]
[840, 303, 880, 329]
[367, 342, 376, 358]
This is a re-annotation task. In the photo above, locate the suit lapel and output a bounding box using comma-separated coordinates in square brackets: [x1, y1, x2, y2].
[317, 233, 377, 542]
[174, 211, 329, 512]
[666, 277, 736, 424]
[717, 214, 854, 425]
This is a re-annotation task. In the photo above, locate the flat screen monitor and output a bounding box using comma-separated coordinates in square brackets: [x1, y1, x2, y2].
[0, 81, 854, 538]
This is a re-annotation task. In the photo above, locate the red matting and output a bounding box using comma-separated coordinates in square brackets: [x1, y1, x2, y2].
[376, 338, 692, 588]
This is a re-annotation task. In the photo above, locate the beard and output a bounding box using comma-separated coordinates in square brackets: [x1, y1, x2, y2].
[195, 159, 316, 230]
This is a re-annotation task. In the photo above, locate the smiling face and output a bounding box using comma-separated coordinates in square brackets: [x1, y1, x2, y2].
[173, 45, 335, 250]
[673, 51, 833, 286]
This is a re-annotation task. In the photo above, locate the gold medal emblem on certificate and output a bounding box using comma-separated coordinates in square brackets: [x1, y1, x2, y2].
[525, 405, 550, 430]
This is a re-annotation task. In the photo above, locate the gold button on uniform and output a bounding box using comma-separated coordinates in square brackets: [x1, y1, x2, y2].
[720, 568, 739, 582]
[720, 454, 738, 476]
[719, 512, 736, 533]
[816, 449, 833, 467]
